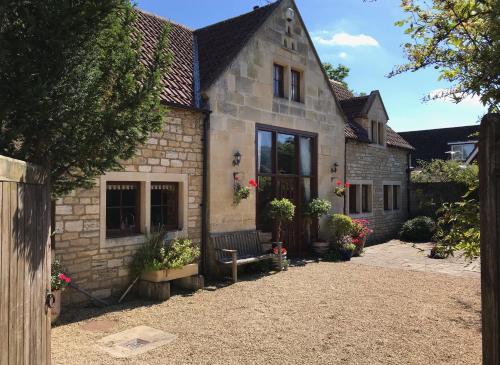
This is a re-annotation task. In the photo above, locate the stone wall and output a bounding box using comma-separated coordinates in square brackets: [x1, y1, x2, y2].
[205, 0, 346, 234]
[346, 141, 410, 242]
[54, 107, 204, 305]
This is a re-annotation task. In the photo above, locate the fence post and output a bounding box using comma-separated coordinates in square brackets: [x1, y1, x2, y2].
[480, 113, 500, 365]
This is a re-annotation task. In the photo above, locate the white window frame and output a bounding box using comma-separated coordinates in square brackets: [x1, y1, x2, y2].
[383, 181, 402, 214]
[100, 172, 189, 248]
[448, 142, 476, 161]
[347, 180, 373, 218]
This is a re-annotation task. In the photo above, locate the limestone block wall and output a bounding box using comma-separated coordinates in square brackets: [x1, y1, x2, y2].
[54, 107, 204, 304]
[346, 141, 410, 242]
[205, 0, 346, 234]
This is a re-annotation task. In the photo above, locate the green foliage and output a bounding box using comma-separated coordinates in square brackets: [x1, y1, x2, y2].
[399, 216, 436, 242]
[0, 1, 171, 197]
[322, 63, 350, 87]
[269, 198, 295, 242]
[233, 185, 250, 205]
[434, 186, 480, 259]
[412, 159, 478, 187]
[327, 214, 355, 240]
[131, 230, 200, 276]
[391, 0, 499, 111]
[307, 198, 331, 218]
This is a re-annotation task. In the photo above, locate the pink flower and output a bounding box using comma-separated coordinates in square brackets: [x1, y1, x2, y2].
[249, 179, 258, 188]
[336, 181, 342, 186]
[345, 182, 351, 188]
[58, 273, 71, 284]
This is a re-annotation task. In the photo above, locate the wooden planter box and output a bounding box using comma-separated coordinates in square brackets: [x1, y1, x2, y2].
[140, 263, 198, 283]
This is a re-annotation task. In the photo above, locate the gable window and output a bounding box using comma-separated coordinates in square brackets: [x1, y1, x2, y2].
[291, 70, 301, 102]
[151, 182, 179, 231]
[273, 64, 285, 98]
[106, 183, 140, 238]
[348, 182, 373, 215]
[371, 120, 385, 146]
[383, 183, 401, 212]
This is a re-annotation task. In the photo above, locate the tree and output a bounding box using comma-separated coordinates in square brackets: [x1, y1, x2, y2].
[389, 0, 500, 111]
[323, 63, 350, 87]
[0, 1, 171, 197]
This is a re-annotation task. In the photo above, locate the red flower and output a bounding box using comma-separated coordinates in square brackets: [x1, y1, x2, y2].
[249, 179, 258, 188]
[345, 182, 351, 188]
[336, 180, 342, 186]
[58, 273, 71, 284]
[272, 247, 287, 256]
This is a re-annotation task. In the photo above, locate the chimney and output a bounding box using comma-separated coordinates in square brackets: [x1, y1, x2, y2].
[253, 6, 260, 10]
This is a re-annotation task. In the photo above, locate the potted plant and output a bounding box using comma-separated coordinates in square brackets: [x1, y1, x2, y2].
[334, 181, 350, 197]
[50, 259, 71, 323]
[132, 230, 200, 283]
[269, 198, 295, 271]
[307, 198, 332, 256]
[351, 219, 373, 256]
[233, 177, 258, 205]
[337, 236, 356, 261]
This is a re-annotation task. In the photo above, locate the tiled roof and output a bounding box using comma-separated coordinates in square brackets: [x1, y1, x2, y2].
[331, 83, 413, 150]
[330, 80, 354, 101]
[195, 2, 281, 91]
[135, 10, 195, 107]
[399, 125, 479, 165]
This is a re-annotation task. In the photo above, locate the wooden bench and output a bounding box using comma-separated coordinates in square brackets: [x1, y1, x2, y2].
[210, 230, 282, 283]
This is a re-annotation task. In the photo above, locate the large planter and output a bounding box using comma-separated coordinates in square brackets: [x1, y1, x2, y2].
[50, 289, 61, 324]
[312, 241, 329, 256]
[140, 263, 198, 283]
[338, 248, 354, 261]
[353, 236, 367, 257]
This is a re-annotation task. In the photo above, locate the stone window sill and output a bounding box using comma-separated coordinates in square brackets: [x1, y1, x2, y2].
[349, 212, 373, 219]
[102, 229, 186, 248]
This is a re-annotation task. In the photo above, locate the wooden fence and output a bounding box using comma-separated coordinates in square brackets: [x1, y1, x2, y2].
[0, 155, 51, 365]
[480, 113, 500, 365]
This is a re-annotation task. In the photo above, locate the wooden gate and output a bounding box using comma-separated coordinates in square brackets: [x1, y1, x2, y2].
[0, 155, 51, 365]
[479, 113, 500, 365]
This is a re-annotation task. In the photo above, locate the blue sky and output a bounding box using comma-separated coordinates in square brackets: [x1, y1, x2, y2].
[136, 0, 486, 132]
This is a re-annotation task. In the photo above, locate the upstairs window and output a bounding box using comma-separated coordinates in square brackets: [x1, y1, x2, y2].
[371, 120, 385, 146]
[291, 70, 301, 102]
[450, 143, 475, 161]
[273, 64, 285, 98]
[106, 183, 140, 238]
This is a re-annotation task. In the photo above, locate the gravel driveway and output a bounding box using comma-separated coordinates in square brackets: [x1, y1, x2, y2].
[52, 256, 481, 365]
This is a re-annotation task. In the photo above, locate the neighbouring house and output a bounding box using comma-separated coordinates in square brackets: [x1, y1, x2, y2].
[54, 0, 411, 304]
[399, 125, 479, 167]
[331, 82, 414, 242]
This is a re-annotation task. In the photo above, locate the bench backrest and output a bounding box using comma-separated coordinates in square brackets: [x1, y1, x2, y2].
[210, 230, 262, 261]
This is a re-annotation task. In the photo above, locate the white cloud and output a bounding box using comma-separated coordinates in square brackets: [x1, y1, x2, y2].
[339, 52, 348, 59]
[313, 32, 380, 47]
[428, 88, 484, 107]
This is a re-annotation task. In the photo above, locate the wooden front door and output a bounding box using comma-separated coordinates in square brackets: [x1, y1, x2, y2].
[256, 125, 317, 257]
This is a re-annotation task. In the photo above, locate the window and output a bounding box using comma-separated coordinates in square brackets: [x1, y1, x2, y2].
[384, 183, 401, 212]
[277, 133, 297, 174]
[151, 183, 179, 231]
[348, 183, 372, 215]
[371, 120, 385, 146]
[450, 143, 475, 161]
[291, 70, 301, 102]
[273, 64, 284, 98]
[106, 183, 140, 238]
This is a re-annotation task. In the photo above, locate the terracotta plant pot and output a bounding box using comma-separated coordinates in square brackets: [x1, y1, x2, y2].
[140, 263, 199, 283]
[51, 289, 61, 324]
[312, 241, 330, 256]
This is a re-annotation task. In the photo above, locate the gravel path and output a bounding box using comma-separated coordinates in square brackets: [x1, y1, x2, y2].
[52, 261, 481, 365]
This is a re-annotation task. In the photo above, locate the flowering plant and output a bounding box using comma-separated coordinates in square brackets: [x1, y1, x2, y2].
[272, 246, 287, 256]
[51, 259, 71, 291]
[334, 181, 350, 197]
[351, 219, 373, 247]
[233, 177, 258, 205]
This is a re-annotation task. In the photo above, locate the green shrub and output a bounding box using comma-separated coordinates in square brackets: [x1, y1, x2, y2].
[399, 216, 436, 242]
[131, 230, 200, 276]
[269, 198, 295, 242]
[307, 198, 331, 218]
[327, 214, 355, 240]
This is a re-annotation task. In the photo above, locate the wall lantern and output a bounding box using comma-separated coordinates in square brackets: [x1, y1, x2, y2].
[331, 162, 339, 173]
[232, 151, 242, 167]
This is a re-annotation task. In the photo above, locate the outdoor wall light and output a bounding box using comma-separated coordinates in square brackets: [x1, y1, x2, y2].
[232, 151, 242, 167]
[331, 162, 339, 173]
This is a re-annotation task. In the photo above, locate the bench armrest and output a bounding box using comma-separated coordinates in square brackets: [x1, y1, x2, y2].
[216, 248, 237, 254]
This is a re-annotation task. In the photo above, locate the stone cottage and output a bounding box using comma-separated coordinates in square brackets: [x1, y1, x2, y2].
[54, 0, 412, 304]
[331, 82, 414, 241]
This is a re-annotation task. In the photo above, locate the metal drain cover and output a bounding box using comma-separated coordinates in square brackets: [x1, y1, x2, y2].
[98, 326, 176, 358]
